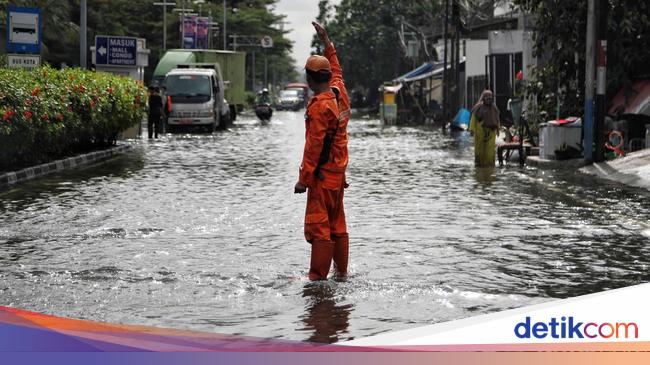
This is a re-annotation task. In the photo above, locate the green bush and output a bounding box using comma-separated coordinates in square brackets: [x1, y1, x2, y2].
[0, 66, 146, 172]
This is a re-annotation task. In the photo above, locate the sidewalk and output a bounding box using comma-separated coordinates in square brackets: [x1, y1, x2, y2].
[579, 149, 650, 191]
[0, 144, 132, 191]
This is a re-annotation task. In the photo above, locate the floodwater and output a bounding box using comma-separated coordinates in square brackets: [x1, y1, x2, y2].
[1, 111, 650, 343]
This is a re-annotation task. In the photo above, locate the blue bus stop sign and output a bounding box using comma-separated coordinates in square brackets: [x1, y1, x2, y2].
[6, 6, 42, 54]
[95, 35, 137, 67]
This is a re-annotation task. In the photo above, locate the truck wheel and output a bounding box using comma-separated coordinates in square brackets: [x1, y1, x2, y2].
[229, 105, 237, 121]
[216, 113, 226, 131]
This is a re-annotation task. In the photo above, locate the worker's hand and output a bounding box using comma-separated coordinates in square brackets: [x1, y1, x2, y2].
[312, 21, 331, 46]
[294, 181, 307, 194]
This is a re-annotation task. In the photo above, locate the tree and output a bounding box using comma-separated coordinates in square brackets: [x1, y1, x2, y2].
[0, 0, 297, 88]
[312, 0, 443, 105]
[512, 0, 650, 116]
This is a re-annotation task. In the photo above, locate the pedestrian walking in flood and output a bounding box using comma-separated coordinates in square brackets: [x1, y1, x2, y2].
[469, 90, 501, 167]
[294, 21, 351, 281]
[147, 86, 163, 139]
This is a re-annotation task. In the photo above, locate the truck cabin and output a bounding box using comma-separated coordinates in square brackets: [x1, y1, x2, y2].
[164, 70, 219, 104]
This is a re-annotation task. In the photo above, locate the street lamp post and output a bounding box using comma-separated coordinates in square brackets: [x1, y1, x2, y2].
[80, 0, 87, 68]
[153, 1, 176, 51]
[194, 0, 204, 16]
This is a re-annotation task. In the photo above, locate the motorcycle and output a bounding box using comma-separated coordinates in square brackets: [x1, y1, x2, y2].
[255, 103, 273, 122]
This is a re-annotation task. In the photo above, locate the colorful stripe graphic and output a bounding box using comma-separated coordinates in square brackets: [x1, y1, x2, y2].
[2, 305, 650, 353]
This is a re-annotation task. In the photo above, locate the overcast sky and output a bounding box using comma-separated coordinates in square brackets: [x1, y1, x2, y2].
[274, 0, 340, 67]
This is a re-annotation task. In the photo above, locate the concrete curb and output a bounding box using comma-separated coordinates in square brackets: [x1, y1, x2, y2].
[526, 155, 586, 169]
[578, 149, 650, 191]
[0, 144, 132, 190]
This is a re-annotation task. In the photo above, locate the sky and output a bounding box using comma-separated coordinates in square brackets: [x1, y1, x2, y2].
[274, 0, 340, 68]
[274, 0, 511, 67]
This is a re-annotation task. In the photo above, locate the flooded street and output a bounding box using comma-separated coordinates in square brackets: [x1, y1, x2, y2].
[1, 110, 650, 343]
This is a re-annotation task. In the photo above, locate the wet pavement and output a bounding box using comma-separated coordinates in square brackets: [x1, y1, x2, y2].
[1, 110, 650, 343]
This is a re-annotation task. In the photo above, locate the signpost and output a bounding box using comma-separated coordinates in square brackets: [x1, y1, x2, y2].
[6, 6, 41, 54]
[6, 6, 42, 70]
[260, 35, 273, 48]
[94, 36, 138, 67]
[7, 54, 40, 70]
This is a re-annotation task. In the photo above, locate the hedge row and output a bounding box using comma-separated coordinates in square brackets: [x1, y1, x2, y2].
[0, 66, 146, 172]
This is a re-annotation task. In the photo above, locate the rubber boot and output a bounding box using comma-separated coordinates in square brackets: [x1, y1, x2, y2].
[332, 233, 349, 279]
[309, 239, 334, 281]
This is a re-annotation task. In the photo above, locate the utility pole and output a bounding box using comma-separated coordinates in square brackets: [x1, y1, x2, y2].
[453, 0, 461, 112]
[181, 0, 186, 48]
[251, 50, 256, 91]
[80, 0, 87, 68]
[153, 1, 176, 51]
[208, 10, 212, 49]
[594, 0, 608, 162]
[264, 51, 268, 88]
[584, 0, 596, 164]
[231, 34, 239, 51]
[442, 0, 449, 129]
[223, 0, 227, 49]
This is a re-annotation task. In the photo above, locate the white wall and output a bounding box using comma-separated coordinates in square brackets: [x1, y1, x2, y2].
[465, 40, 489, 77]
[489, 30, 523, 54]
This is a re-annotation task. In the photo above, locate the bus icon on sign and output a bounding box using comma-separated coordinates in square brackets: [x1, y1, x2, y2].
[260, 36, 273, 48]
[9, 12, 39, 44]
[6, 6, 41, 54]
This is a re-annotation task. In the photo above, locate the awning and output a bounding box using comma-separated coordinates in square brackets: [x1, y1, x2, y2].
[395, 62, 436, 82]
[394, 58, 466, 83]
[382, 84, 403, 93]
[608, 80, 650, 116]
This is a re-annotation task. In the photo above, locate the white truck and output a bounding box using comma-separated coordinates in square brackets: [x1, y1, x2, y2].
[164, 66, 231, 132]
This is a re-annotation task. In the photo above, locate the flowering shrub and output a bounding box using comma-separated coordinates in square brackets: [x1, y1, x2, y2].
[0, 66, 146, 171]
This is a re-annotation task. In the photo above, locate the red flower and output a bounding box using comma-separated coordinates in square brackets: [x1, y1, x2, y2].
[56, 113, 64, 121]
[31, 86, 41, 96]
[23, 111, 33, 119]
[90, 100, 96, 108]
[41, 114, 49, 121]
[2, 110, 14, 121]
[107, 87, 113, 94]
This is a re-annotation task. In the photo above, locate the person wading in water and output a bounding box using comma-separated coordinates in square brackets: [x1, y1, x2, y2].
[294, 21, 351, 281]
[469, 90, 501, 167]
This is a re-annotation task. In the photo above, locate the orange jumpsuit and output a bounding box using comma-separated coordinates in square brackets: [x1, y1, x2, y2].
[299, 43, 350, 280]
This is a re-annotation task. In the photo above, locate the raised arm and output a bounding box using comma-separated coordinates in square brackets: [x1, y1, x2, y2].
[312, 21, 344, 90]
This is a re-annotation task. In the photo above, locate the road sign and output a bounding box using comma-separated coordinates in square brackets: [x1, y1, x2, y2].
[94, 35, 138, 67]
[260, 35, 273, 48]
[6, 6, 41, 54]
[7, 54, 41, 70]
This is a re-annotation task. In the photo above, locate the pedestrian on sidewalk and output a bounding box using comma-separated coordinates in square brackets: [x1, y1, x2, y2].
[469, 90, 501, 167]
[294, 21, 350, 281]
[147, 86, 163, 139]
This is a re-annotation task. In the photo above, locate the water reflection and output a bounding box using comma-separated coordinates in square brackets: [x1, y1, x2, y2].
[299, 283, 353, 343]
[474, 167, 497, 186]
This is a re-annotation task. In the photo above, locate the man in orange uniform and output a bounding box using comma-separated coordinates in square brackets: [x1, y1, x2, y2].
[294, 21, 351, 281]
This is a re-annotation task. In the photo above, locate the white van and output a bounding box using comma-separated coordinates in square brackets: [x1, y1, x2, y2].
[164, 67, 231, 132]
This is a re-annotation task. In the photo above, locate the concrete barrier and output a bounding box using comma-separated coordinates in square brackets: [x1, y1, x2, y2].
[0, 144, 132, 190]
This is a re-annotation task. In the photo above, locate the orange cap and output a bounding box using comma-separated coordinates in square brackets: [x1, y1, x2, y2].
[305, 55, 331, 72]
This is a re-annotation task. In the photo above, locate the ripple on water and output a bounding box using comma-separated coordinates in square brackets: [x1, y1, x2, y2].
[1, 113, 650, 342]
